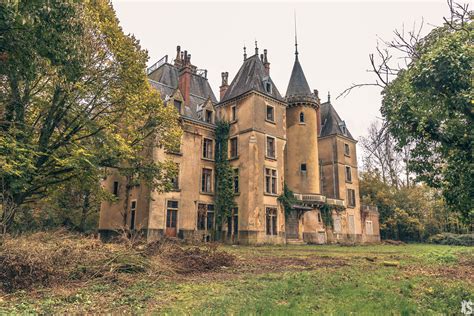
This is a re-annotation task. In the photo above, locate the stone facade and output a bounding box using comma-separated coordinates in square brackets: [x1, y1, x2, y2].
[98, 45, 381, 244]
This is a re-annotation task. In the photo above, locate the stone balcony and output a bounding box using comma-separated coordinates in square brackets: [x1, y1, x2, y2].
[361, 204, 379, 213]
[293, 193, 326, 204]
[326, 198, 345, 207]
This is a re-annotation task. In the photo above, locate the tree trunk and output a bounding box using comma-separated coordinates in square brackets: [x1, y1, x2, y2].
[80, 190, 91, 232]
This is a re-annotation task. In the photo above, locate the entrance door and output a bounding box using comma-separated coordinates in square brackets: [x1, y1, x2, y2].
[165, 200, 178, 237]
[286, 210, 299, 239]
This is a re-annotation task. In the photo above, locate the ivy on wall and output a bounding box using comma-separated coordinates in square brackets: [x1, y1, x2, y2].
[214, 120, 236, 238]
[320, 203, 345, 228]
[278, 183, 297, 218]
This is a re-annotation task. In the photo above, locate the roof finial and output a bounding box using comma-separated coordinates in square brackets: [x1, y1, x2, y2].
[294, 10, 299, 60]
[243, 45, 247, 61]
[328, 91, 331, 103]
[255, 40, 258, 55]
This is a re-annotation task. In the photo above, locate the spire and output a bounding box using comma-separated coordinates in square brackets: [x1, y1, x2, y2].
[255, 40, 258, 55]
[328, 91, 331, 103]
[243, 45, 247, 61]
[294, 10, 299, 60]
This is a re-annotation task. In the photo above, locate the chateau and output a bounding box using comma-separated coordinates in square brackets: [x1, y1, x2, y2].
[99, 43, 380, 244]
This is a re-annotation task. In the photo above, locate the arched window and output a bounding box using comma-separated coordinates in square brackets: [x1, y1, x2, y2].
[299, 112, 305, 123]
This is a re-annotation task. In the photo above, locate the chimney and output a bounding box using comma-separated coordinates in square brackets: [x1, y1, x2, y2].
[220, 72, 229, 101]
[178, 49, 192, 106]
[263, 49, 270, 76]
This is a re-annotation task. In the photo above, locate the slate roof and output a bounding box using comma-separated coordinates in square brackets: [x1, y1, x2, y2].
[285, 58, 312, 98]
[319, 101, 355, 140]
[221, 54, 283, 102]
[148, 62, 217, 120]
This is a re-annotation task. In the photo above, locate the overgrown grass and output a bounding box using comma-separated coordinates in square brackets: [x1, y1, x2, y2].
[0, 237, 472, 314]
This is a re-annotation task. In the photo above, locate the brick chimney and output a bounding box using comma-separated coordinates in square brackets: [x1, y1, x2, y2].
[178, 50, 192, 106]
[263, 49, 270, 76]
[219, 72, 229, 101]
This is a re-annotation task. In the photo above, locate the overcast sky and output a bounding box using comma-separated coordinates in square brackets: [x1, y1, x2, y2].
[111, 0, 447, 143]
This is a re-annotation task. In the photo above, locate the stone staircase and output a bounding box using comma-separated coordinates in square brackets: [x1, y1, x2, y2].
[286, 238, 306, 245]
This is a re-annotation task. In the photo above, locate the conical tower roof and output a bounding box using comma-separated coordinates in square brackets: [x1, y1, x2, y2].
[286, 58, 312, 98]
[285, 53, 318, 107]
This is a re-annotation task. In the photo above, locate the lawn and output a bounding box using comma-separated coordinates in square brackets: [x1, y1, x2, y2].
[1, 243, 472, 314]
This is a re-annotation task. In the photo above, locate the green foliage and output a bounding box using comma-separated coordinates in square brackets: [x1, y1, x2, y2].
[0, 0, 182, 232]
[277, 183, 297, 217]
[381, 19, 473, 222]
[214, 121, 236, 234]
[360, 170, 470, 241]
[428, 233, 474, 246]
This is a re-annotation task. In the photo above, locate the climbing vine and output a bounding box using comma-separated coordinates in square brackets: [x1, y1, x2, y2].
[320, 203, 345, 228]
[214, 120, 236, 238]
[278, 183, 297, 218]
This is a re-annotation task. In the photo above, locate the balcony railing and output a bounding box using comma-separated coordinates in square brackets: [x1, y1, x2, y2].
[362, 205, 379, 213]
[293, 193, 326, 204]
[326, 198, 345, 207]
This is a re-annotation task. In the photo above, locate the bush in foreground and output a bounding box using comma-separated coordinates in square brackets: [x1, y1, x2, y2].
[0, 230, 235, 292]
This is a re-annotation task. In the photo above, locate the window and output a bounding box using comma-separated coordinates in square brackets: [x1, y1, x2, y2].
[201, 168, 213, 193]
[171, 165, 179, 190]
[347, 189, 356, 207]
[266, 105, 274, 122]
[266, 136, 276, 158]
[205, 110, 213, 123]
[339, 122, 347, 135]
[299, 112, 305, 123]
[233, 168, 239, 194]
[300, 163, 307, 172]
[265, 82, 272, 93]
[317, 212, 322, 223]
[344, 143, 350, 156]
[227, 207, 239, 238]
[130, 200, 137, 230]
[334, 216, 342, 233]
[166, 200, 178, 228]
[231, 106, 237, 121]
[366, 220, 373, 235]
[345, 166, 352, 182]
[266, 207, 277, 235]
[174, 100, 182, 113]
[197, 203, 214, 231]
[202, 138, 213, 159]
[265, 168, 277, 194]
[113, 181, 119, 196]
[230, 137, 238, 158]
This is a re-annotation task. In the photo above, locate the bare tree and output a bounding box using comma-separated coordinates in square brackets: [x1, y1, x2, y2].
[360, 121, 411, 188]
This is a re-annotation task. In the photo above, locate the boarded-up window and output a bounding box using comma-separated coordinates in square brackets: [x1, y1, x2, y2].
[334, 216, 342, 233]
[366, 220, 373, 235]
[348, 215, 355, 234]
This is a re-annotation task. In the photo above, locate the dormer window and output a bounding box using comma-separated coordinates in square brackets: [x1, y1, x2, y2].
[339, 121, 347, 136]
[264, 81, 272, 94]
[205, 110, 213, 123]
[174, 100, 182, 113]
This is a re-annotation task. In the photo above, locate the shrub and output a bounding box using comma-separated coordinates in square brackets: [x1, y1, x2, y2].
[428, 233, 474, 246]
